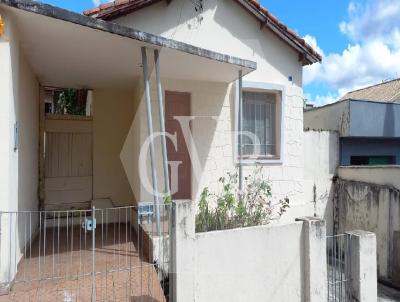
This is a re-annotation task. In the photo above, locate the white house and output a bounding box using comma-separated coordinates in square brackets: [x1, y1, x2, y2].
[83, 0, 324, 220]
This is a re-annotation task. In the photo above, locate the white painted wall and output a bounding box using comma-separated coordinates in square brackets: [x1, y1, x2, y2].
[0, 10, 39, 286]
[346, 230, 378, 302]
[303, 130, 339, 234]
[195, 223, 305, 301]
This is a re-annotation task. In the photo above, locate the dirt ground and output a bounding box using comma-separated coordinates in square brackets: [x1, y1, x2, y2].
[0, 223, 167, 302]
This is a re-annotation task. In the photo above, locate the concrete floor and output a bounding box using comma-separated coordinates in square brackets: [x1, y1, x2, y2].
[0, 223, 167, 301]
[379, 284, 400, 302]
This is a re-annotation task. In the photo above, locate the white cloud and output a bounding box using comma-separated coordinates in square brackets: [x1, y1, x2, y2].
[340, 0, 400, 43]
[304, 92, 339, 107]
[303, 35, 325, 57]
[92, 0, 113, 6]
[304, 0, 400, 105]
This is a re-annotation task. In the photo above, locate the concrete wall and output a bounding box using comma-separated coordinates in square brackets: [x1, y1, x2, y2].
[338, 166, 400, 191]
[170, 201, 328, 302]
[195, 223, 305, 302]
[335, 178, 400, 283]
[304, 101, 349, 136]
[0, 10, 39, 286]
[346, 230, 378, 302]
[302, 130, 339, 234]
[349, 100, 400, 137]
[340, 138, 400, 165]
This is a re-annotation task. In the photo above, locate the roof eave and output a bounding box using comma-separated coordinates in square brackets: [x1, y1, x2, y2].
[235, 0, 321, 65]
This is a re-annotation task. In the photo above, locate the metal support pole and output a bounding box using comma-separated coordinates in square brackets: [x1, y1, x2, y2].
[154, 49, 170, 196]
[141, 47, 161, 236]
[238, 70, 243, 193]
[91, 206, 96, 302]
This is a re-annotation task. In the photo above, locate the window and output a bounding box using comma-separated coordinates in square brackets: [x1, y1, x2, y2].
[44, 87, 92, 117]
[236, 82, 284, 164]
[242, 91, 276, 157]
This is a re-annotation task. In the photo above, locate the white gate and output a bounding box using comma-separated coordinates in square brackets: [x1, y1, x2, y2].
[44, 115, 93, 211]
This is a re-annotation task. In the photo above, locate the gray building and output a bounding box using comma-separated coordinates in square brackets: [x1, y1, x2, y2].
[304, 79, 400, 166]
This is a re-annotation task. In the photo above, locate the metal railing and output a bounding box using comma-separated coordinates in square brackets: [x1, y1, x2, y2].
[0, 204, 171, 301]
[326, 234, 351, 302]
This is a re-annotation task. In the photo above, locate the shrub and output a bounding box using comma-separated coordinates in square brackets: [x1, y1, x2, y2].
[195, 166, 289, 232]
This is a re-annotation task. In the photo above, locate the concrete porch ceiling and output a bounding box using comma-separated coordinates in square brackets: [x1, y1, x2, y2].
[0, 0, 257, 89]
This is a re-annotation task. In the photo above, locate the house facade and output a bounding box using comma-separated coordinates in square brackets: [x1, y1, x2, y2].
[84, 0, 323, 220]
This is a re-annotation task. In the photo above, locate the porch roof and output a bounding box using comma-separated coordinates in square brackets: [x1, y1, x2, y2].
[0, 0, 256, 88]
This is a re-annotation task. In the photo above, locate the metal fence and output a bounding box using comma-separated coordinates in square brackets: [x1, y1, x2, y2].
[0, 204, 171, 301]
[326, 234, 351, 302]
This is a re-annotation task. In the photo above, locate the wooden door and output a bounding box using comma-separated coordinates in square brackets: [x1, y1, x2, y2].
[165, 91, 191, 199]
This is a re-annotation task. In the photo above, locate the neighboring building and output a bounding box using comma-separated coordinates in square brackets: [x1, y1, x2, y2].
[305, 79, 400, 286]
[304, 79, 400, 166]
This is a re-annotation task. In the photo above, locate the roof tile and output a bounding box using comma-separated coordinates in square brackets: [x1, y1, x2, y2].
[340, 78, 400, 103]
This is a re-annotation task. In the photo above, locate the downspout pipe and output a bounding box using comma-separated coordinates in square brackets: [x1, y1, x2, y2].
[238, 70, 243, 194]
[141, 47, 161, 236]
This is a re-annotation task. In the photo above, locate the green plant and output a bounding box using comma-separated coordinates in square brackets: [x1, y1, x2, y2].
[54, 89, 86, 116]
[195, 166, 289, 232]
[164, 193, 172, 205]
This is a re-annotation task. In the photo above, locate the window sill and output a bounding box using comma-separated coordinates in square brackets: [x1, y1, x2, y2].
[237, 157, 283, 166]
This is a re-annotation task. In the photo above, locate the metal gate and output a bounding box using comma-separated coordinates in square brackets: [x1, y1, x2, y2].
[326, 234, 351, 302]
[0, 205, 170, 301]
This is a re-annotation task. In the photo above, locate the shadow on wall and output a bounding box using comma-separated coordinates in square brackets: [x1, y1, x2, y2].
[321, 184, 335, 236]
[384, 103, 395, 137]
[329, 131, 338, 174]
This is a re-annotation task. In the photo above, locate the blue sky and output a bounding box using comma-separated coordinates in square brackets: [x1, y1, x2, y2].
[43, 0, 400, 106]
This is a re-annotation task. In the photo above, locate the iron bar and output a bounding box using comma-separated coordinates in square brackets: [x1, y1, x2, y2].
[91, 206, 96, 302]
[154, 48, 170, 196]
[141, 46, 161, 236]
[327, 234, 351, 302]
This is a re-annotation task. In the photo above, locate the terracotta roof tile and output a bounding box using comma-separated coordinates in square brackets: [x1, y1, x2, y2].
[83, 0, 322, 64]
